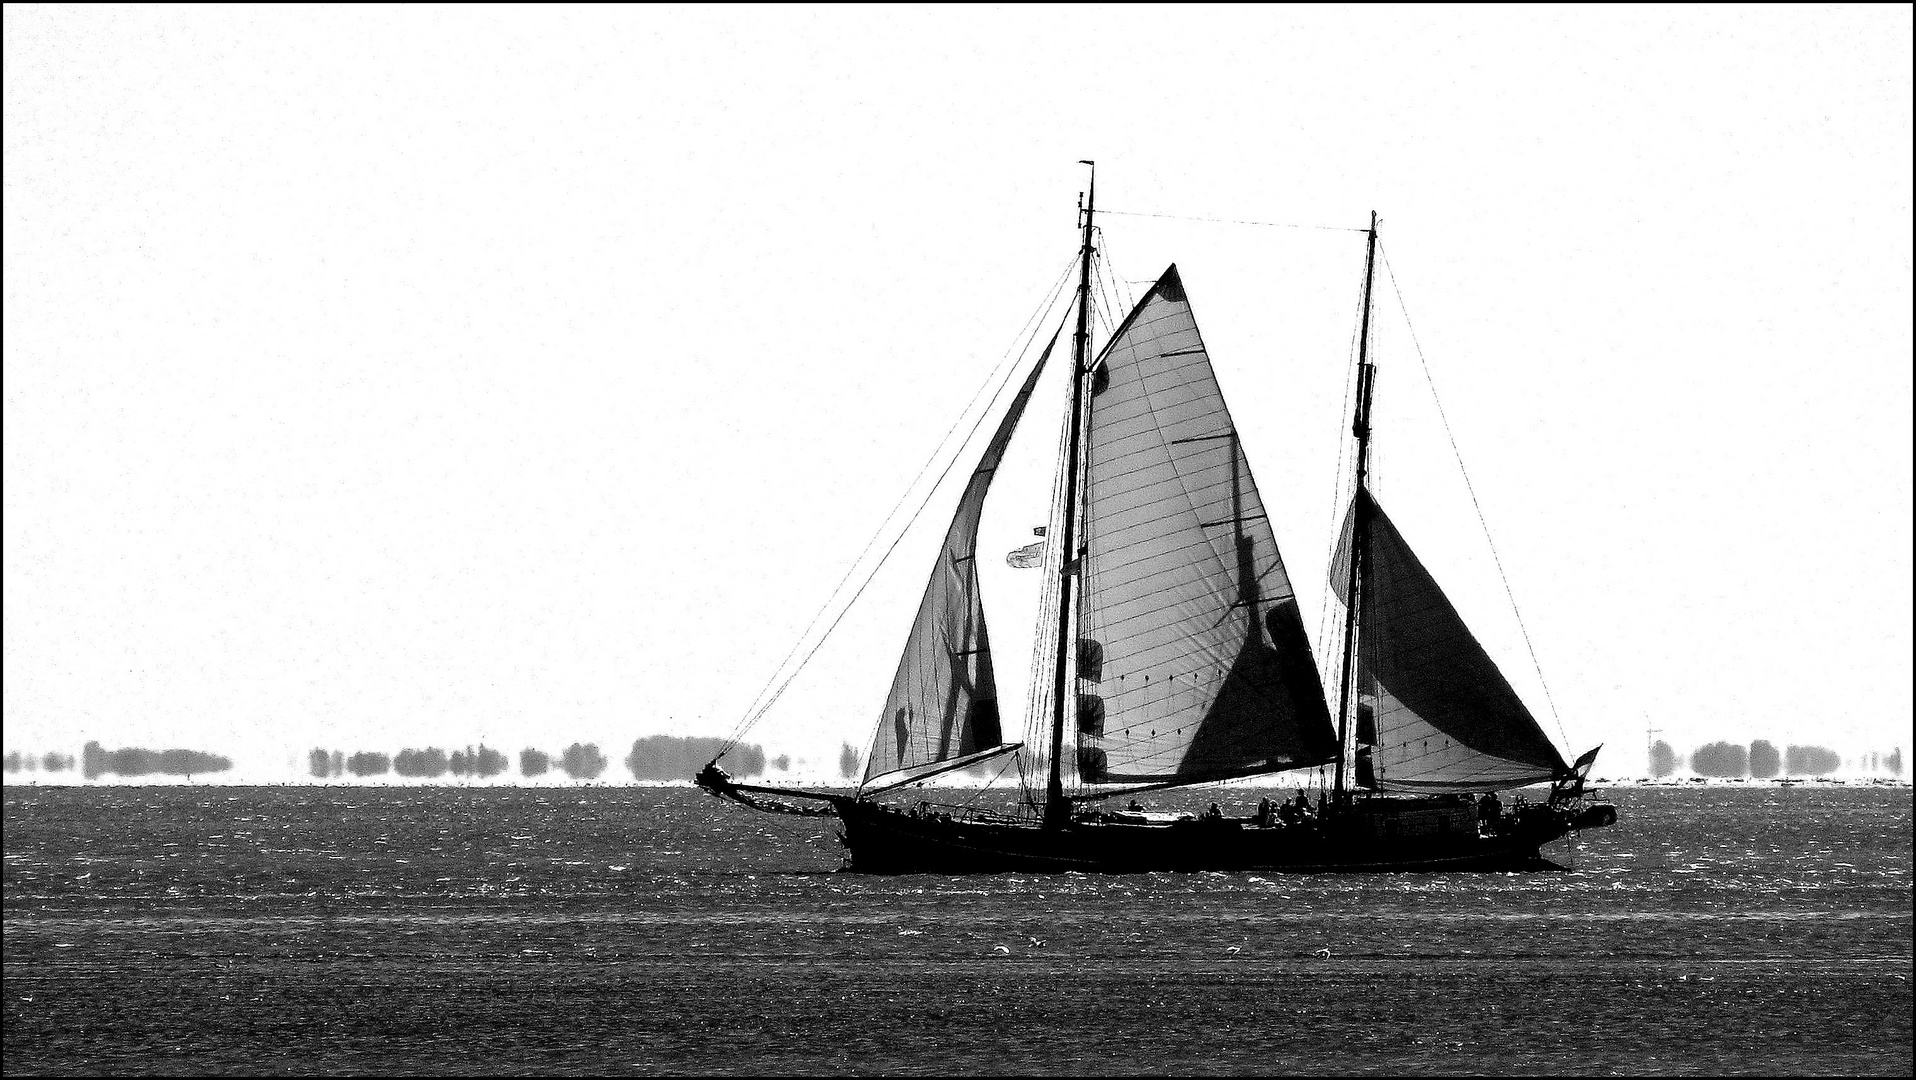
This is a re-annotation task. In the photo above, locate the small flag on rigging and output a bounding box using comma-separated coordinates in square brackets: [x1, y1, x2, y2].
[1006, 541, 1045, 569]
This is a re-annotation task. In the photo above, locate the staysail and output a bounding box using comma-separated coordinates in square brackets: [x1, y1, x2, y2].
[859, 333, 1057, 791]
[1333, 488, 1567, 791]
[1072, 267, 1339, 785]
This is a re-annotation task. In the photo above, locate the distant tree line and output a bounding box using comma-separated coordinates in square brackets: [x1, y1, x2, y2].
[1690, 741, 1748, 777]
[1784, 745, 1841, 775]
[300, 742, 606, 780]
[393, 748, 448, 777]
[3, 751, 76, 774]
[290, 749, 381, 777]
[450, 746, 509, 777]
[1658, 739, 1889, 778]
[313, 745, 507, 778]
[81, 741, 230, 780]
[348, 752, 390, 777]
[624, 736, 766, 782]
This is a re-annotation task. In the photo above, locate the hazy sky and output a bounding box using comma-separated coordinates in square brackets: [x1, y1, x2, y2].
[5, 6, 1910, 781]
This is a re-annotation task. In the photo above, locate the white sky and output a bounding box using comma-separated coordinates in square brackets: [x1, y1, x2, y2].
[5, 6, 1911, 782]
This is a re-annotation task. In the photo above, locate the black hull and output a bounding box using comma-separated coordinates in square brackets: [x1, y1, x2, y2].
[832, 799, 1598, 875]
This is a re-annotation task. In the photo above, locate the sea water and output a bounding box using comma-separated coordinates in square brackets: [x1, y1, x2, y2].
[3, 785, 1910, 1075]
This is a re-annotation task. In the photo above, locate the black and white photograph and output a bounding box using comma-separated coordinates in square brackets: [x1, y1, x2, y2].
[4, 5, 1910, 1075]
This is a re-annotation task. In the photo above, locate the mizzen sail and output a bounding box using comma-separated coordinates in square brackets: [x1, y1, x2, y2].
[860, 333, 1057, 790]
[1333, 488, 1567, 791]
[1073, 267, 1338, 785]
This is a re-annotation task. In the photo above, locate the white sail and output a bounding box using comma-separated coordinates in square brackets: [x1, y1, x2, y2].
[1073, 267, 1338, 785]
[860, 334, 1056, 790]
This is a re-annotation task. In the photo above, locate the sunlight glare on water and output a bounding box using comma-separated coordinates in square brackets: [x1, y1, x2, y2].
[3, 785, 1910, 1075]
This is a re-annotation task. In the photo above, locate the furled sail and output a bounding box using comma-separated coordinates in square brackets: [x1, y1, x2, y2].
[860, 334, 1056, 791]
[1073, 266, 1339, 785]
[1332, 488, 1567, 790]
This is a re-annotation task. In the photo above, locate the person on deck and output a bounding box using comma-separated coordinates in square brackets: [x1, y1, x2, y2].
[1204, 802, 1223, 821]
[1478, 791, 1503, 833]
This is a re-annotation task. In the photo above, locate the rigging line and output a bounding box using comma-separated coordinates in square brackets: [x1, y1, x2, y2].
[1093, 245, 1130, 346]
[1091, 228, 1125, 314]
[1376, 241, 1571, 751]
[822, 303, 1081, 770]
[1090, 290, 1116, 341]
[721, 256, 1079, 752]
[1020, 404, 1074, 807]
[1098, 208, 1369, 233]
[1092, 227, 1136, 317]
[729, 251, 1074, 738]
[1090, 249, 1119, 341]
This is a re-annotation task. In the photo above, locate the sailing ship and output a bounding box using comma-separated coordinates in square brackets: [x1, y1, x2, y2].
[698, 169, 1617, 872]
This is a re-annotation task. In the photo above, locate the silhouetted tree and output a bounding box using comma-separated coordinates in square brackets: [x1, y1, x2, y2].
[83, 741, 107, 780]
[309, 748, 333, 778]
[1749, 740, 1780, 778]
[731, 743, 766, 777]
[1888, 748, 1904, 777]
[560, 742, 607, 780]
[520, 748, 550, 777]
[42, 753, 73, 773]
[839, 742, 860, 779]
[3, 751, 18, 773]
[772, 754, 790, 771]
[475, 746, 507, 777]
[393, 747, 450, 778]
[1649, 740, 1676, 778]
[346, 751, 390, 777]
[1690, 741, 1747, 777]
[1785, 745, 1840, 776]
[157, 749, 230, 776]
[449, 747, 473, 776]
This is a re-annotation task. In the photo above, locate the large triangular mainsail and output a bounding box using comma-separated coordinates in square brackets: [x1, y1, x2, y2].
[1073, 266, 1338, 785]
[1333, 488, 1567, 791]
[860, 334, 1057, 792]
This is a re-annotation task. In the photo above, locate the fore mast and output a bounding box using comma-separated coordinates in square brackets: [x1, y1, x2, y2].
[1043, 161, 1097, 829]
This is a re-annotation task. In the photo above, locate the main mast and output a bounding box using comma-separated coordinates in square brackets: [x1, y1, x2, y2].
[1333, 211, 1380, 801]
[1043, 162, 1097, 829]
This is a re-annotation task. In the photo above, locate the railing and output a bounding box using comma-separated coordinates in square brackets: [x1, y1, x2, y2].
[895, 799, 1033, 826]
